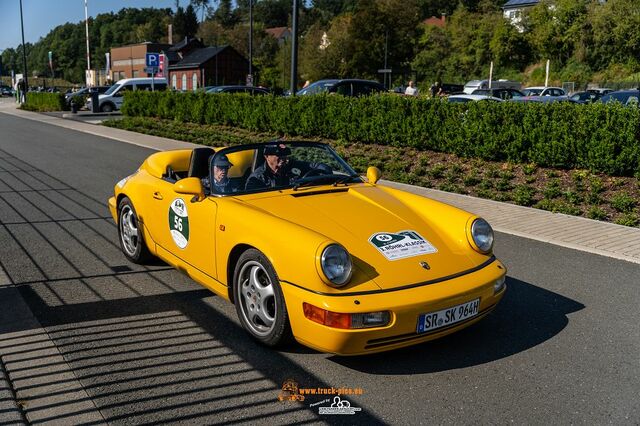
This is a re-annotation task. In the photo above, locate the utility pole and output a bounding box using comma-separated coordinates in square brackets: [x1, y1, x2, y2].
[19, 0, 29, 102]
[290, 0, 298, 95]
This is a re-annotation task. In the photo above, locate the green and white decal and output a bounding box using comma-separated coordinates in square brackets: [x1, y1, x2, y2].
[169, 198, 189, 249]
[369, 230, 437, 261]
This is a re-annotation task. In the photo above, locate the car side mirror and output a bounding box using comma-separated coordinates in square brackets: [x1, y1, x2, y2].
[174, 177, 204, 201]
[366, 166, 381, 184]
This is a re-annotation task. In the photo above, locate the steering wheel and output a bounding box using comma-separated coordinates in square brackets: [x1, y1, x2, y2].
[299, 168, 325, 180]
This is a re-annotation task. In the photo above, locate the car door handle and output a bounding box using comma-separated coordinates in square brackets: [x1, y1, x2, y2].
[153, 191, 163, 200]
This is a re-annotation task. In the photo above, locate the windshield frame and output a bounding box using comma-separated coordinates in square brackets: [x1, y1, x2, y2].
[208, 142, 363, 197]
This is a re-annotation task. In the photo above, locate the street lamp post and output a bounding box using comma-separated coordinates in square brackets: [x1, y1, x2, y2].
[84, 0, 92, 86]
[290, 0, 298, 95]
[19, 0, 29, 102]
[248, 0, 253, 85]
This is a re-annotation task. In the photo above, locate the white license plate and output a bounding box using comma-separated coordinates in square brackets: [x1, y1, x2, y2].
[416, 298, 480, 334]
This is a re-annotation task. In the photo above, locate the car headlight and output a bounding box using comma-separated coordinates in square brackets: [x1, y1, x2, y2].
[470, 218, 494, 253]
[320, 244, 352, 287]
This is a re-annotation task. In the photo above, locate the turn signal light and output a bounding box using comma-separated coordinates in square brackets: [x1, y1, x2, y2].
[303, 303, 390, 329]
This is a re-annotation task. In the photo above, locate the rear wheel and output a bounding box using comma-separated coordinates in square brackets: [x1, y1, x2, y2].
[118, 197, 151, 264]
[233, 249, 292, 347]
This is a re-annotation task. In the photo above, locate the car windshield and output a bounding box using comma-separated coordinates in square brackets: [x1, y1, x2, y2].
[103, 83, 121, 96]
[297, 80, 339, 95]
[208, 143, 362, 195]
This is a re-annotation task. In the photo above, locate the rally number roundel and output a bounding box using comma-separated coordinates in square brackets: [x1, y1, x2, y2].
[168, 198, 189, 249]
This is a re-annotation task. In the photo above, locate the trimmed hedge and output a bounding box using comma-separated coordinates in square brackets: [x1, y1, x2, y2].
[122, 91, 640, 176]
[21, 92, 69, 112]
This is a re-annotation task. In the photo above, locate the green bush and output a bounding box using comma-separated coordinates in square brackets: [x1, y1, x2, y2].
[21, 92, 69, 112]
[122, 92, 640, 176]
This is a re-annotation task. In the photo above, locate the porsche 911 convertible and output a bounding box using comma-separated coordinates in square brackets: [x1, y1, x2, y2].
[109, 142, 506, 355]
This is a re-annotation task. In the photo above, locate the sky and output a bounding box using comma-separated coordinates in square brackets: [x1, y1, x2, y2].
[0, 0, 179, 51]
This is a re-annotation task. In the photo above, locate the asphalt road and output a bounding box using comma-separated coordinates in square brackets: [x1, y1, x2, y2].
[0, 112, 638, 425]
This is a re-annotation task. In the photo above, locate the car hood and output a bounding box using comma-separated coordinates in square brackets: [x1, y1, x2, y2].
[241, 185, 480, 290]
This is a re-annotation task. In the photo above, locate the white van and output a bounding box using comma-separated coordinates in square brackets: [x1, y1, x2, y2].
[89, 77, 167, 112]
[463, 79, 521, 94]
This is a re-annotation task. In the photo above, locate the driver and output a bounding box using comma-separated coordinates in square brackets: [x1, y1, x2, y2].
[246, 143, 314, 190]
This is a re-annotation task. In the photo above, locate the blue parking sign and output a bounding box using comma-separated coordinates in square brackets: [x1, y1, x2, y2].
[146, 53, 159, 67]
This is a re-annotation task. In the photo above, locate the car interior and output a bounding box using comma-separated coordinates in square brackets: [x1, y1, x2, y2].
[163, 147, 257, 194]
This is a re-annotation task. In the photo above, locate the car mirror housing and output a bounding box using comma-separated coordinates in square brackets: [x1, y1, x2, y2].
[174, 177, 204, 201]
[367, 166, 381, 184]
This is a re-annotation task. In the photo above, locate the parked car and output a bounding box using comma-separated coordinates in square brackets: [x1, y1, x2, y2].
[471, 88, 525, 100]
[65, 86, 110, 106]
[88, 78, 167, 112]
[447, 94, 503, 103]
[0, 85, 15, 97]
[296, 79, 385, 97]
[206, 85, 270, 95]
[599, 89, 640, 106]
[109, 142, 506, 355]
[569, 91, 602, 104]
[587, 88, 613, 95]
[463, 79, 521, 94]
[522, 86, 566, 97]
[511, 96, 579, 104]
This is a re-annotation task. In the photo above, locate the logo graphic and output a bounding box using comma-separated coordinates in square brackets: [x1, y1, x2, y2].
[318, 396, 362, 415]
[369, 230, 437, 261]
[168, 198, 189, 249]
[277, 379, 305, 402]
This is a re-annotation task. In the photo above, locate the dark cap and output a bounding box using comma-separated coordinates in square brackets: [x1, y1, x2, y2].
[212, 153, 233, 168]
[263, 143, 291, 157]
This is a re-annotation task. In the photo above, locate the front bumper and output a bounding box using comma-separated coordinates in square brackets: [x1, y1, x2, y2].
[283, 258, 506, 355]
[108, 196, 117, 222]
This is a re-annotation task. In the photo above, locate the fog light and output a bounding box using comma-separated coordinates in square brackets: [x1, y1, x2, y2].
[494, 276, 506, 294]
[303, 303, 390, 329]
[350, 311, 391, 329]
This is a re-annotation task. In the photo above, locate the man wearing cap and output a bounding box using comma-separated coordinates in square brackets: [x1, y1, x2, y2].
[203, 153, 240, 194]
[245, 143, 297, 190]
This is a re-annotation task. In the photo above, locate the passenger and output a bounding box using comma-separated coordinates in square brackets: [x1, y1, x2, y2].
[202, 153, 241, 194]
[245, 143, 332, 190]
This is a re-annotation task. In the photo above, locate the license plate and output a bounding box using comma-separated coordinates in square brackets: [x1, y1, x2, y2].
[416, 298, 480, 334]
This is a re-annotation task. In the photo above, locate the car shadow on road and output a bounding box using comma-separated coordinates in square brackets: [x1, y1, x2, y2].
[329, 276, 585, 374]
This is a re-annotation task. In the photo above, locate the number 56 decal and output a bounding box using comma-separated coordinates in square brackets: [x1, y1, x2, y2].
[169, 198, 190, 249]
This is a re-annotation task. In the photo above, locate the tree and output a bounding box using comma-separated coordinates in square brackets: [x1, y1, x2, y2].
[254, 0, 290, 28]
[190, 0, 212, 22]
[174, 5, 200, 40]
[212, 0, 238, 28]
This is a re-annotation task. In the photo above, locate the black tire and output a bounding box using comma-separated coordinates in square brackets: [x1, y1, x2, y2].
[233, 249, 292, 347]
[101, 102, 114, 113]
[117, 197, 152, 264]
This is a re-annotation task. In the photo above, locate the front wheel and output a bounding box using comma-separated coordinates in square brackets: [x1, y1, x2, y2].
[101, 103, 114, 113]
[233, 249, 292, 347]
[118, 197, 152, 264]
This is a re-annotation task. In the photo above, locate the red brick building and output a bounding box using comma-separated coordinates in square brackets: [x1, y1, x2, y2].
[110, 42, 172, 81]
[168, 46, 249, 91]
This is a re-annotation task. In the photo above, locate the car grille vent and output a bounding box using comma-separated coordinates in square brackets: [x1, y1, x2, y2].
[291, 188, 349, 197]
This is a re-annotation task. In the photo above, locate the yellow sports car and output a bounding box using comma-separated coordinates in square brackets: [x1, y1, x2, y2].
[109, 142, 506, 355]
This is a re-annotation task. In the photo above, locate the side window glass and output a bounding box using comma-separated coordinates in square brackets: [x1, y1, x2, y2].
[136, 84, 151, 91]
[336, 83, 351, 96]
